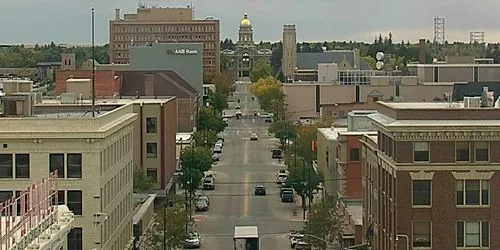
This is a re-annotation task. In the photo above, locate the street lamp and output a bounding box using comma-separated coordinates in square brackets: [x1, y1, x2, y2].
[396, 234, 410, 250]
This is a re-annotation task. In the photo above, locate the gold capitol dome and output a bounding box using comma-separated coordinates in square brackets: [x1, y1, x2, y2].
[240, 13, 251, 26]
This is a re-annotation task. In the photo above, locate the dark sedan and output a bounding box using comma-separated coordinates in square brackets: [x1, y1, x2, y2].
[254, 185, 267, 196]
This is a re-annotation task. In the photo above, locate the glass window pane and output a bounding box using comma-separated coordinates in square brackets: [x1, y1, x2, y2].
[457, 222, 464, 247]
[465, 222, 480, 247]
[413, 180, 431, 206]
[414, 142, 429, 151]
[482, 221, 489, 247]
[413, 221, 431, 247]
[456, 180, 464, 205]
[456, 142, 470, 161]
[465, 180, 480, 205]
[475, 142, 489, 162]
[481, 180, 489, 205]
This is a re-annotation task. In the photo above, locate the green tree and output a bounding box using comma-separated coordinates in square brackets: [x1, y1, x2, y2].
[133, 168, 154, 193]
[285, 157, 321, 216]
[250, 61, 273, 83]
[302, 198, 342, 250]
[211, 68, 235, 95]
[268, 120, 296, 147]
[146, 203, 193, 249]
[180, 147, 213, 192]
[193, 129, 218, 148]
[197, 106, 226, 133]
[208, 89, 228, 114]
[295, 124, 319, 161]
[277, 70, 286, 83]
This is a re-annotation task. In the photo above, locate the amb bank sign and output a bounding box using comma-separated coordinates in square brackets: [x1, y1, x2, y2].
[166, 48, 199, 55]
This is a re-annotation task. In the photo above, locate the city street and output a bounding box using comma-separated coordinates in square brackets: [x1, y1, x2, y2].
[194, 82, 304, 249]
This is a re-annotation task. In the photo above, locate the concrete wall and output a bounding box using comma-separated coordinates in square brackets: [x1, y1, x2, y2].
[129, 43, 203, 93]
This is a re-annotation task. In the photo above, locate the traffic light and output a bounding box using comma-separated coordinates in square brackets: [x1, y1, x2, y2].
[237, 99, 240, 103]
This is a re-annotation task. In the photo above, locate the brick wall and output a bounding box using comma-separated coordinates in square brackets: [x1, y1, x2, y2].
[162, 99, 177, 190]
[55, 69, 118, 97]
[344, 135, 363, 199]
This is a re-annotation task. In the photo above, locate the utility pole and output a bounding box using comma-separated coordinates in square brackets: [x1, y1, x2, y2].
[91, 8, 96, 117]
[301, 158, 306, 220]
[163, 205, 167, 250]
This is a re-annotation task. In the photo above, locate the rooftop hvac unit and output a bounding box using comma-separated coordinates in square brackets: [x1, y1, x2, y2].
[464, 96, 481, 108]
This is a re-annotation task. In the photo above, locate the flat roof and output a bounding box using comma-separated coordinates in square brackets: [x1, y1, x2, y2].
[318, 127, 348, 140]
[407, 63, 500, 67]
[380, 102, 467, 109]
[34, 110, 112, 118]
[234, 226, 258, 238]
[38, 97, 175, 106]
[369, 112, 500, 127]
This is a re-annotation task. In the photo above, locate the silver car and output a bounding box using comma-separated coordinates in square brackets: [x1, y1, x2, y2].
[184, 232, 201, 248]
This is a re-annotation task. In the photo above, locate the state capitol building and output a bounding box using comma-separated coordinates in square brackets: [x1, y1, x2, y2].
[222, 13, 272, 79]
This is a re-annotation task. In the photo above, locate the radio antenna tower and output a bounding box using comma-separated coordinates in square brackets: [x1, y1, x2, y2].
[433, 17, 445, 44]
[470, 31, 485, 44]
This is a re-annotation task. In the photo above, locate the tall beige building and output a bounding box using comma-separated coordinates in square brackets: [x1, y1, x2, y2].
[109, 7, 220, 76]
[0, 81, 137, 250]
[282, 24, 297, 80]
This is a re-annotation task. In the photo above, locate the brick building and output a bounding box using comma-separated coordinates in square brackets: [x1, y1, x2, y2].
[109, 7, 220, 77]
[55, 69, 118, 97]
[361, 101, 500, 250]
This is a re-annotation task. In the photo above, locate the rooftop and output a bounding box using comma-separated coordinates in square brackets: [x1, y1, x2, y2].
[344, 200, 362, 226]
[318, 127, 348, 140]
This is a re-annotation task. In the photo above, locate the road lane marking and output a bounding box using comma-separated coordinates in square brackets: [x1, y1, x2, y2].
[243, 173, 249, 217]
[244, 141, 249, 164]
[237, 130, 239, 135]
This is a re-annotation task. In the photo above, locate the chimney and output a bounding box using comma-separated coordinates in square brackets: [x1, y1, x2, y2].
[115, 9, 121, 20]
[419, 39, 426, 64]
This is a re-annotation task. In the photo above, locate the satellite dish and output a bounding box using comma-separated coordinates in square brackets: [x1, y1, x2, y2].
[376, 61, 384, 70]
[432, 58, 438, 63]
[376, 52, 385, 61]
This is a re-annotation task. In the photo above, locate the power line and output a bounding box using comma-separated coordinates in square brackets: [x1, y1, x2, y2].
[194, 177, 362, 185]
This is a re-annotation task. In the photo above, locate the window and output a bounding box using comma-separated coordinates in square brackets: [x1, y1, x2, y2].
[456, 180, 489, 206]
[474, 142, 489, 162]
[413, 142, 429, 162]
[0, 154, 12, 178]
[349, 148, 360, 161]
[0, 191, 12, 203]
[146, 143, 157, 158]
[68, 227, 83, 250]
[456, 142, 470, 162]
[412, 180, 431, 206]
[457, 221, 489, 247]
[413, 221, 431, 247]
[15, 154, 29, 178]
[67, 190, 82, 215]
[147, 168, 157, 182]
[146, 117, 157, 133]
[51, 190, 65, 206]
[49, 154, 65, 178]
[67, 154, 82, 178]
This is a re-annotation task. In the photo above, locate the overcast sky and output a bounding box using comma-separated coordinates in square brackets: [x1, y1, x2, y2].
[2, 0, 500, 45]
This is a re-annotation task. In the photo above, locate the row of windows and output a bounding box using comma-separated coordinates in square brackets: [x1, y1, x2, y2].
[0, 189, 83, 215]
[112, 33, 217, 43]
[103, 191, 132, 244]
[102, 162, 133, 208]
[412, 221, 489, 248]
[113, 24, 216, 33]
[102, 132, 133, 174]
[413, 141, 490, 162]
[412, 179, 490, 207]
[0, 154, 30, 178]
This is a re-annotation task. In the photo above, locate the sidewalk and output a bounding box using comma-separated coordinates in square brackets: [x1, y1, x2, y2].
[291, 191, 323, 220]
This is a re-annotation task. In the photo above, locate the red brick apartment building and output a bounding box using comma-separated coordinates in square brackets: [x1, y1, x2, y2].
[361, 101, 500, 250]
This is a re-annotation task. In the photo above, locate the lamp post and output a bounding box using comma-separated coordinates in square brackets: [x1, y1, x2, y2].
[396, 234, 410, 250]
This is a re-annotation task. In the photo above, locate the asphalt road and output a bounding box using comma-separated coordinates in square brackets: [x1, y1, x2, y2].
[194, 82, 304, 249]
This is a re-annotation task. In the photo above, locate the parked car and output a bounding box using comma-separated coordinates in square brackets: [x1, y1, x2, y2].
[216, 133, 224, 142]
[276, 173, 288, 185]
[250, 132, 258, 141]
[212, 153, 220, 162]
[254, 185, 267, 196]
[215, 140, 223, 148]
[272, 149, 283, 159]
[197, 195, 209, 206]
[184, 232, 201, 248]
[290, 234, 305, 248]
[280, 186, 294, 198]
[294, 241, 310, 250]
[235, 104, 241, 109]
[281, 190, 294, 203]
[195, 200, 209, 212]
[212, 145, 222, 154]
[202, 177, 215, 190]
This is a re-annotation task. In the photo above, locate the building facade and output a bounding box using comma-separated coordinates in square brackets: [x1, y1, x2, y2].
[109, 7, 220, 77]
[222, 13, 272, 79]
[35, 98, 178, 193]
[282, 25, 297, 80]
[362, 101, 500, 250]
[0, 99, 137, 249]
